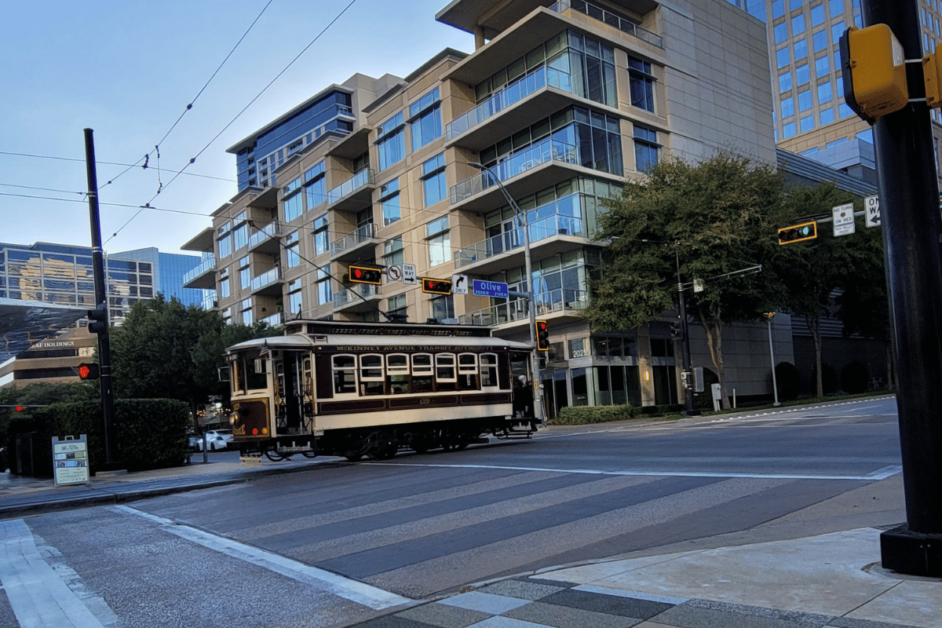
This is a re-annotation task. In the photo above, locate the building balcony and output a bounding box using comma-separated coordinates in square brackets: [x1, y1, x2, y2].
[449, 139, 579, 212]
[247, 222, 284, 254]
[550, 0, 662, 48]
[329, 222, 380, 262]
[332, 283, 380, 314]
[458, 289, 589, 330]
[454, 215, 586, 275]
[247, 185, 279, 210]
[182, 254, 216, 290]
[259, 311, 284, 327]
[327, 168, 376, 211]
[446, 66, 578, 151]
[250, 266, 284, 296]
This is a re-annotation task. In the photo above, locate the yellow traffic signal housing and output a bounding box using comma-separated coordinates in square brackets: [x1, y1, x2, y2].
[839, 25, 908, 124]
[924, 44, 942, 108]
[778, 221, 818, 245]
[348, 265, 383, 285]
[421, 277, 452, 295]
[535, 320, 550, 350]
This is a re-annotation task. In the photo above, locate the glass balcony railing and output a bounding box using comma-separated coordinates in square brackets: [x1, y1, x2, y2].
[183, 254, 215, 285]
[450, 139, 577, 204]
[550, 0, 663, 48]
[333, 283, 378, 308]
[250, 267, 282, 292]
[260, 312, 284, 327]
[247, 222, 280, 249]
[446, 66, 573, 140]
[330, 222, 378, 257]
[327, 169, 374, 204]
[455, 213, 585, 268]
[457, 290, 589, 326]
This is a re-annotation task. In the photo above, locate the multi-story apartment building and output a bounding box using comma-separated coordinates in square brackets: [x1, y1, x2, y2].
[0, 241, 201, 388]
[185, 0, 781, 418]
[728, 0, 942, 186]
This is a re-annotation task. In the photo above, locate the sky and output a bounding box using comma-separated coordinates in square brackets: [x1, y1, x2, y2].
[0, 0, 474, 257]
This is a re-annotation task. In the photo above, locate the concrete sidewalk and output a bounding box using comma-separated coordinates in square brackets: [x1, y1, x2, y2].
[344, 527, 941, 628]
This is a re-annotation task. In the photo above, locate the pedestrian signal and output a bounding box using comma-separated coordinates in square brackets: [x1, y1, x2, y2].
[348, 265, 383, 285]
[535, 320, 550, 351]
[422, 278, 452, 295]
[778, 221, 818, 245]
[87, 304, 109, 335]
[839, 25, 908, 124]
[78, 363, 100, 380]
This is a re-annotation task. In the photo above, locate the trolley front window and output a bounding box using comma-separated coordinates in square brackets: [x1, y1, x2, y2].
[232, 354, 269, 393]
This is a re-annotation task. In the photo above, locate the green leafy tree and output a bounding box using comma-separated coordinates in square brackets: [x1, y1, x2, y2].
[776, 182, 859, 396]
[584, 152, 787, 408]
[110, 295, 278, 427]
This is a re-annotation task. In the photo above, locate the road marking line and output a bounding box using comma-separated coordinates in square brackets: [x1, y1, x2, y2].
[368, 462, 901, 482]
[113, 505, 411, 611]
[0, 519, 110, 628]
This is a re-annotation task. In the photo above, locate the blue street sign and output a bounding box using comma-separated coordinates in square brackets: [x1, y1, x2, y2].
[473, 280, 509, 299]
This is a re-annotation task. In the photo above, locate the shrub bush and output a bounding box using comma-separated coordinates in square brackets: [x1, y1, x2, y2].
[810, 363, 839, 395]
[840, 361, 869, 394]
[5, 398, 190, 477]
[774, 362, 801, 401]
[550, 404, 637, 425]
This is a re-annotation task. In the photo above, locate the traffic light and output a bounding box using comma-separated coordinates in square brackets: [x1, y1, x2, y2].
[348, 265, 383, 285]
[778, 221, 818, 245]
[839, 25, 908, 124]
[535, 320, 550, 351]
[422, 277, 452, 295]
[924, 44, 942, 108]
[78, 363, 100, 380]
[670, 320, 682, 339]
[87, 304, 108, 335]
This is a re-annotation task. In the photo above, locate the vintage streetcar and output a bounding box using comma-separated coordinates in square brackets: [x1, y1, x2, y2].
[226, 319, 539, 461]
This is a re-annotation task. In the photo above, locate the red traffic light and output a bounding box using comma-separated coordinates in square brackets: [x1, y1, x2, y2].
[15, 406, 24, 412]
[422, 277, 452, 295]
[78, 363, 100, 380]
[535, 320, 550, 351]
[349, 265, 383, 285]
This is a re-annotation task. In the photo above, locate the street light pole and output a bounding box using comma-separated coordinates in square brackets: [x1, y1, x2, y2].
[765, 312, 780, 406]
[675, 251, 700, 416]
[469, 162, 544, 425]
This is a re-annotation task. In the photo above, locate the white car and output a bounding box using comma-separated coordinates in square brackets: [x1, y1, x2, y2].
[194, 430, 231, 452]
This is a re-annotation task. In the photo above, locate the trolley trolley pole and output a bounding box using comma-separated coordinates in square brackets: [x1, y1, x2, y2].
[470, 163, 544, 426]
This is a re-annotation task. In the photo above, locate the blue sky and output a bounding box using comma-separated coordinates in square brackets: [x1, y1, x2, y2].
[0, 0, 473, 257]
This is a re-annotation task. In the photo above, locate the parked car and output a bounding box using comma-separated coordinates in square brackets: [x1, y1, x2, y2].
[194, 432, 229, 452]
[187, 432, 199, 451]
[205, 429, 233, 444]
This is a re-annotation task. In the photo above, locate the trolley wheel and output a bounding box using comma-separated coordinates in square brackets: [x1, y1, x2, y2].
[372, 443, 397, 460]
[265, 449, 287, 462]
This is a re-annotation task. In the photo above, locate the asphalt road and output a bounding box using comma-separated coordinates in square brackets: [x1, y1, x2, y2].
[1, 397, 904, 628]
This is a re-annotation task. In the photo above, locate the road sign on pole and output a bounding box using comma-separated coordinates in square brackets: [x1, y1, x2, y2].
[402, 264, 417, 285]
[387, 265, 403, 282]
[865, 195, 881, 228]
[472, 280, 509, 299]
[833, 203, 856, 237]
[452, 274, 469, 294]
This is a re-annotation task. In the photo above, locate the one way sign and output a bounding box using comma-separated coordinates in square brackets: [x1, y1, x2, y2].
[865, 195, 880, 228]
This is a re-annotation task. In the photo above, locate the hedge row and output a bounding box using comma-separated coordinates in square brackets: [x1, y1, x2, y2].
[5, 398, 190, 477]
[549, 403, 684, 425]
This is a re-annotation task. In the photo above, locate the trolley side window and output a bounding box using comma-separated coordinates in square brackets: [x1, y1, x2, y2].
[480, 353, 499, 389]
[458, 353, 479, 391]
[435, 353, 457, 391]
[246, 357, 268, 390]
[387, 353, 410, 394]
[332, 354, 358, 396]
[360, 353, 385, 396]
[412, 353, 433, 392]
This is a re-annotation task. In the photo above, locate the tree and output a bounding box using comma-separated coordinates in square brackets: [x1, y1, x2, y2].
[775, 182, 859, 397]
[110, 295, 278, 428]
[585, 152, 787, 408]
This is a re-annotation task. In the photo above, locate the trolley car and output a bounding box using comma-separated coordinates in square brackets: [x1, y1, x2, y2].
[226, 320, 539, 461]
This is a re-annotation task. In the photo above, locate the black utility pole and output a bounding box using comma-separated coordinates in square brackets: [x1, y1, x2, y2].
[84, 128, 120, 470]
[863, 1, 942, 576]
[676, 252, 700, 417]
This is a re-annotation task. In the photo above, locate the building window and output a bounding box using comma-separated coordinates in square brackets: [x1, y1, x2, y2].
[800, 115, 815, 132]
[285, 231, 300, 268]
[316, 265, 332, 306]
[830, 0, 843, 17]
[304, 162, 326, 210]
[811, 4, 825, 26]
[815, 55, 830, 77]
[288, 278, 302, 316]
[798, 89, 813, 111]
[634, 125, 659, 173]
[820, 107, 835, 125]
[831, 21, 845, 44]
[779, 72, 793, 93]
[239, 256, 250, 289]
[284, 177, 303, 222]
[782, 96, 795, 118]
[818, 81, 833, 103]
[313, 214, 329, 256]
[628, 56, 655, 112]
[379, 178, 401, 226]
[382, 236, 404, 267]
[376, 112, 406, 171]
[774, 22, 788, 44]
[426, 216, 450, 267]
[421, 154, 446, 207]
[217, 222, 232, 259]
[839, 103, 854, 118]
[430, 294, 454, 321]
[409, 88, 442, 151]
[792, 14, 805, 36]
[387, 294, 407, 320]
[241, 298, 252, 325]
[776, 47, 790, 68]
[220, 277, 230, 299]
[233, 212, 248, 251]
[783, 122, 797, 138]
[796, 63, 810, 85]
[794, 38, 807, 61]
